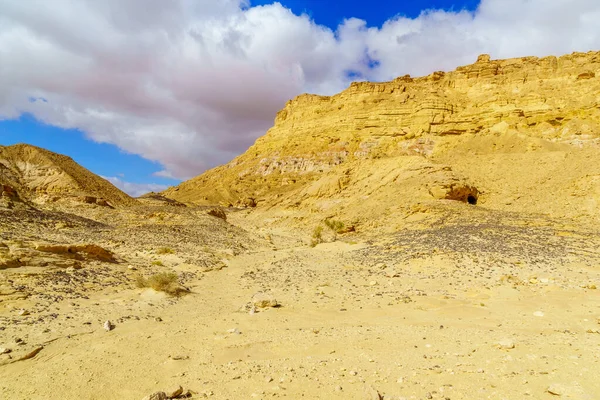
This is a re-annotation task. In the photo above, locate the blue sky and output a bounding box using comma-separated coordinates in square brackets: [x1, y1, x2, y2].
[1, 0, 598, 196]
[252, 0, 479, 27]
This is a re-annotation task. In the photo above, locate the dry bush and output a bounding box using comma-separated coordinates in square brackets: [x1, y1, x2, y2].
[324, 219, 345, 233]
[156, 247, 175, 255]
[310, 225, 324, 247]
[135, 272, 187, 296]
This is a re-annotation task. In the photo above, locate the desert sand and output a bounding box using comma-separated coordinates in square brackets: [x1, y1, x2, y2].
[1, 50, 600, 399]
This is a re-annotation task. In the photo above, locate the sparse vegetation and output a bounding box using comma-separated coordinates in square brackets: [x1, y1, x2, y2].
[324, 219, 345, 233]
[310, 225, 324, 247]
[135, 272, 187, 296]
[156, 247, 175, 255]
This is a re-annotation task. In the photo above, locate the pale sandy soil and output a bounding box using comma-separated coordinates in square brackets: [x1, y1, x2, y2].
[1, 206, 599, 400]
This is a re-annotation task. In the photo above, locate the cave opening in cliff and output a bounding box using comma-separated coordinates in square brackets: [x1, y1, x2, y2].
[467, 195, 478, 205]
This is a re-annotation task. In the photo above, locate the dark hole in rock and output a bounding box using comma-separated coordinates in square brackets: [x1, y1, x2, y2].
[467, 195, 477, 205]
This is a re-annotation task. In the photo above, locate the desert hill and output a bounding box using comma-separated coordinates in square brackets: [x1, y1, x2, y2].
[0, 144, 137, 207]
[162, 50, 600, 230]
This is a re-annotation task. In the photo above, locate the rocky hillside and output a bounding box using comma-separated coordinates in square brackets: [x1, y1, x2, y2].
[163, 50, 600, 228]
[0, 144, 137, 208]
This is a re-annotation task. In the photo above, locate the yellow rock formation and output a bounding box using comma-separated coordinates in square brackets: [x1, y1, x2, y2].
[0, 144, 137, 207]
[163, 51, 600, 229]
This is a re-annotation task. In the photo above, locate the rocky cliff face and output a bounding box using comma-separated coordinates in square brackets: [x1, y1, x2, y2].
[163, 51, 600, 229]
[0, 144, 137, 208]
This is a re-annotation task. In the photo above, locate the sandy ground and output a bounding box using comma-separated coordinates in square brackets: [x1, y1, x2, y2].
[1, 206, 600, 400]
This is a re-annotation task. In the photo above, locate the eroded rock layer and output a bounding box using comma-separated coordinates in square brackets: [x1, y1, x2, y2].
[0, 144, 137, 207]
[163, 51, 600, 228]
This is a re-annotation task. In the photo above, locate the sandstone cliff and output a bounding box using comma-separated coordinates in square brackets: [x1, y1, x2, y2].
[163, 51, 600, 229]
[0, 144, 137, 208]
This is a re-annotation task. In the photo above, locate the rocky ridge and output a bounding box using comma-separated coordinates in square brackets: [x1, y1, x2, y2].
[0, 144, 137, 208]
[163, 50, 600, 230]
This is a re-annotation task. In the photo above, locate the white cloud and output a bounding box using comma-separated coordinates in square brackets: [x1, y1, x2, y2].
[1, 0, 600, 179]
[102, 176, 169, 197]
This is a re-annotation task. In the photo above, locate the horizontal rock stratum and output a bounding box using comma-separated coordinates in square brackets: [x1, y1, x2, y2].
[163, 50, 600, 229]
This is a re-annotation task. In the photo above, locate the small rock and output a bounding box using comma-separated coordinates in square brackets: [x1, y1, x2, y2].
[252, 292, 278, 309]
[166, 385, 183, 399]
[0, 347, 11, 354]
[364, 386, 383, 400]
[142, 392, 168, 400]
[265, 376, 273, 383]
[547, 383, 566, 396]
[128, 265, 137, 271]
[369, 281, 378, 286]
[18, 346, 43, 361]
[103, 320, 115, 331]
[426, 393, 433, 399]
[155, 317, 163, 322]
[18, 309, 30, 316]
[496, 339, 515, 350]
[396, 377, 404, 384]
[335, 385, 343, 392]
[227, 328, 241, 335]
[533, 311, 544, 317]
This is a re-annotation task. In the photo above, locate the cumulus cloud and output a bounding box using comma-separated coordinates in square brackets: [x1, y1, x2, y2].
[1, 0, 600, 179]
[102, 176, 169, 197]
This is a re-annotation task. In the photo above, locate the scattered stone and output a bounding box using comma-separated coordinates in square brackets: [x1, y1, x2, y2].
[166, 385, 183, 399]
[206, 208, 227, 220]
[335, 385, 343, 392]
[227, 328, 241, 335]
[495, 339, 515, 350]
[533, 311, 544, 317]
[155, 317, 163, 322]
[385, 270, 401, 278]
[0, 347, 11, 354]
[17, 346, 43, 361]
[364, 385, 383, 400]
[251, 292, 278, 309]
[265, 376, 274, 383]
[103, 320, 115, 331]
[142, 392, 168, 400]
[547, 383, 566, 396]
[18, 309, 30, 316]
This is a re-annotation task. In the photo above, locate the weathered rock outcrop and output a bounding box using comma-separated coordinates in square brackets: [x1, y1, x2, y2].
[163, 51, 600, 228]
[0, 144, 137, 207]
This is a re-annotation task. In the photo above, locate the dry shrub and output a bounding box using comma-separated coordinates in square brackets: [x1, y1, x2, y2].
[135, 272, 187, 296]
[156, 247, 175, 255]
